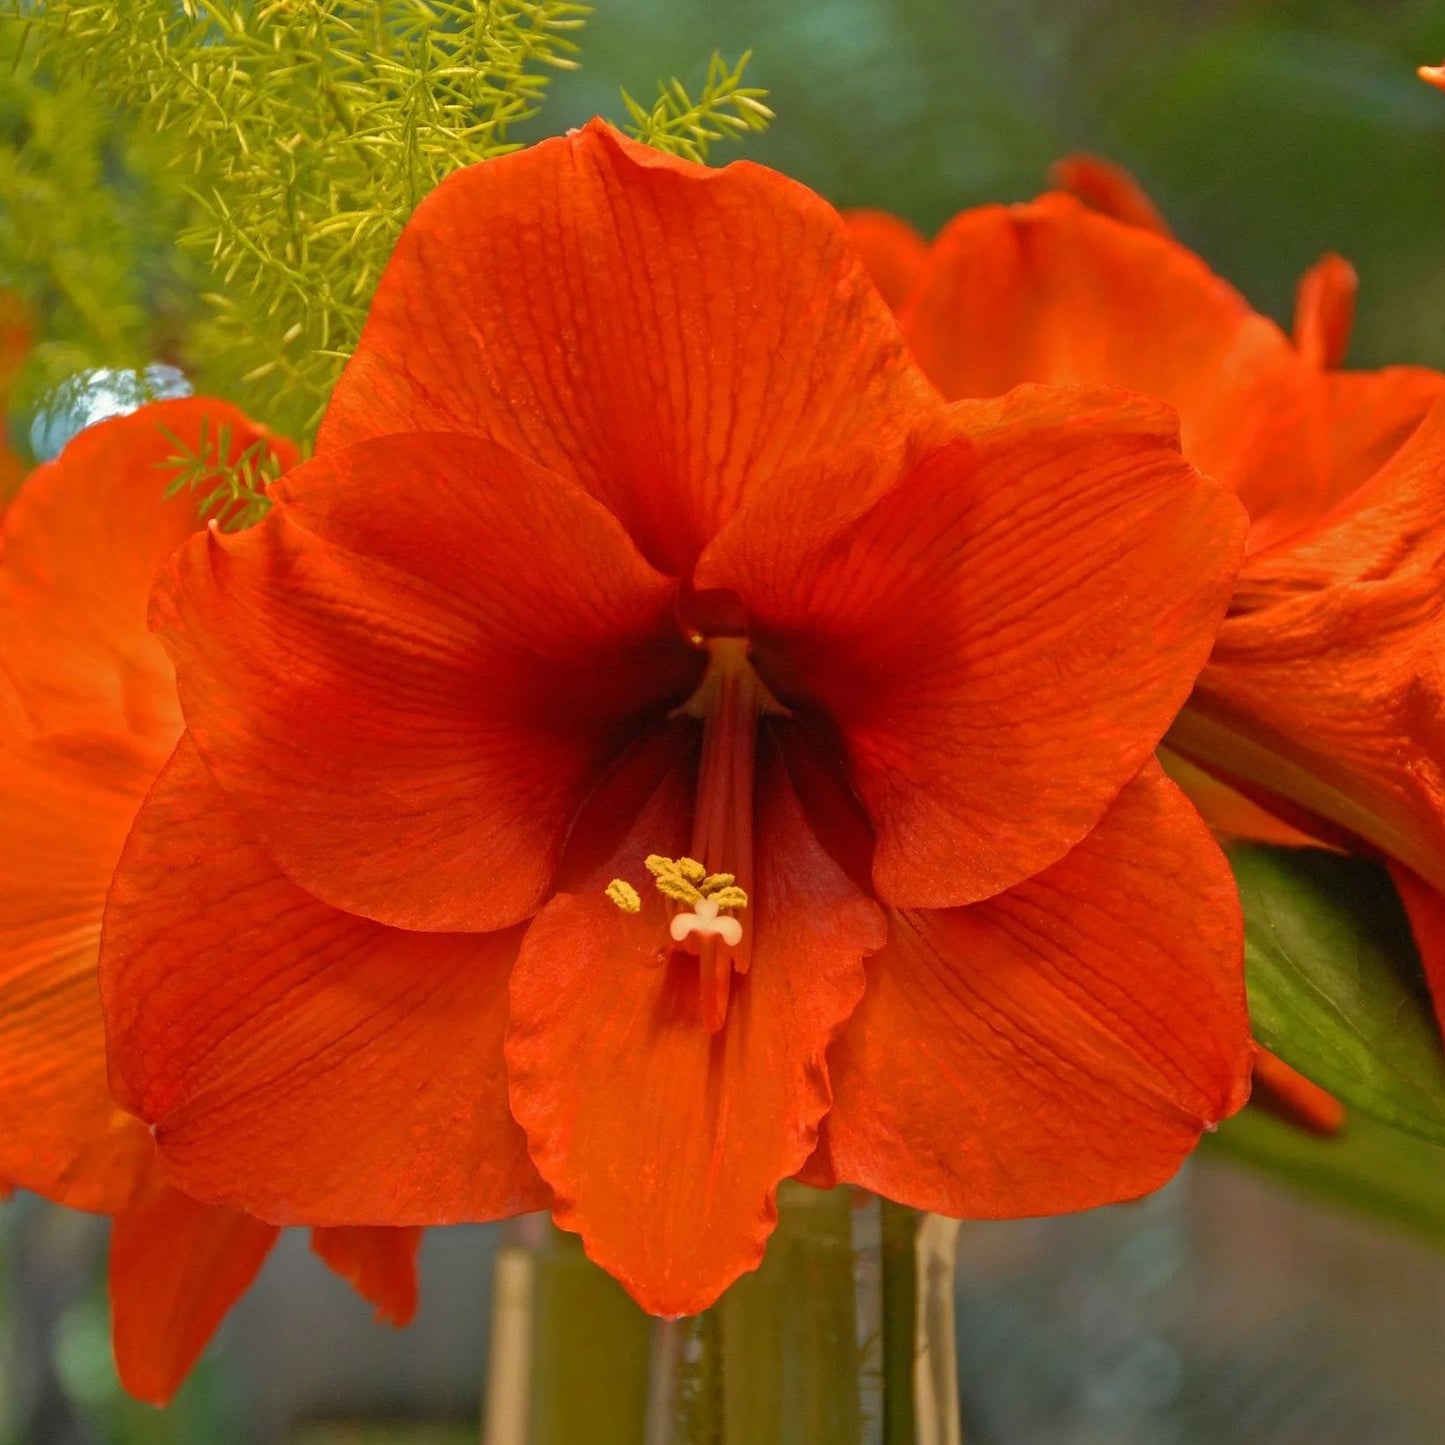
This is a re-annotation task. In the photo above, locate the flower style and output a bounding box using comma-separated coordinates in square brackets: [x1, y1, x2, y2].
[99, 122, 1252, 1317]
[854, 158, 1445, 1035]
[0, 400, 421, 1403]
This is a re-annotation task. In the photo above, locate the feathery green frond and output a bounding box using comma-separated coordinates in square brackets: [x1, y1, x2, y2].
[158, 415, 283, 532]
[620, 50, 772, 163]
[17, 1, 592, 440]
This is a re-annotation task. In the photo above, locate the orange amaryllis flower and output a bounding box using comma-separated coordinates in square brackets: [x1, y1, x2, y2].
[99, 121, 1251, 1317]
[0, 400, 420, 1403]
[862, 161, 1445, 1033]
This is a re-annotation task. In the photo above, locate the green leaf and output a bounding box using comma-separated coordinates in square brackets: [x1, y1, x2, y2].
[1232, 845, 1445, 1143]
[1203, 1105, 1445, 1254]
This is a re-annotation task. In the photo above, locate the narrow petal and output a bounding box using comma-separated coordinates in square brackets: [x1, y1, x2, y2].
[506, 726, 883, 1316]
[1182, 400, 1445, 896]
[155, 432, 694, 932]
[897, 194, 1327, 551]
[699, 386, 1246, 909]
[843, 209, 930, 311]
[1048, 155, 1172, 236]
[1312, 367, 1445, 517]
[318, 119, 938, 575]
[1250, 1046, 1346, 1137]
[101, 736, 548, 1225]
[0, 398, 289, 742]
[1292, 253, 1357, 370]
[815, 762, 1250, 1215]
[110, 1178, 279, 1406]
[0, 732, 158, 1210]
[1386, 864, 1445, 1045]
[1159, 747, 1333, 849]
[310, 1227, 423, 1326]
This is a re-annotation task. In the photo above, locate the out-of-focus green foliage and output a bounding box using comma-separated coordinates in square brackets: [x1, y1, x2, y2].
[1231, 846, 1445, 1145]
[1205, 1105, 1445, 1256]
[535, 0, 1445, 372]
[0, 21, 192, 446]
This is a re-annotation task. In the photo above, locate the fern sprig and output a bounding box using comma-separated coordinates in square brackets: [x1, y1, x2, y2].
[158, 416, 283, 531]
[621, 50, 773, 163]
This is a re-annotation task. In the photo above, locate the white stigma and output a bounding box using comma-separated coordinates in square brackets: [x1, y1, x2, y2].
[669, 895, 743, 948]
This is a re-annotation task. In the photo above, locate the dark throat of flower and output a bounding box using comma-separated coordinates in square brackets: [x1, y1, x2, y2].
[611, 634, 788, 1034]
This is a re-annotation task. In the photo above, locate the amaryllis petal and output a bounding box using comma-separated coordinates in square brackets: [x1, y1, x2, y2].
[698, 386, 1246, 909]
[1159, 748, 1331, 849]
[0, 732, 158, 1210]
[155, 432, 694, 933]
[1049, 155, 1172, 236]
[1292, 253, 1357, 371]
[110, 1180, 279, 1407]
[897, 193, 1326, 552]
[1389, 864, 1445, 1044]
[1250, 1046, 1346, 1137]
[813, 762, 1250, 1214]
[310, 1226, 423, 1326]
[1311, 368, 1445, 520]
[318, 119, 937, 576]
[101, 736, 548, 1224]
[0, 398, 288, 743]
[843, 208, 930, 312]
[1182, 401, 1445, 896]
[506, 726, 884, 1316]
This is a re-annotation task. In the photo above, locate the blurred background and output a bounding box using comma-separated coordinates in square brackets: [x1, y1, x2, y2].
[6, 0, 1445, 1439]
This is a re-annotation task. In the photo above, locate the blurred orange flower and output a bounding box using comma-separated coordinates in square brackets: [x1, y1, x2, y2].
[98, 122, 1250, 1318]
[853, 160, 1445, 1038]
[0, 400, 420, 1403]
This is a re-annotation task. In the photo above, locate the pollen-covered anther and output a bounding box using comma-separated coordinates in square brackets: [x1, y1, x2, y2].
[635, 853, 750, 945]
[605, 878, 641, 913]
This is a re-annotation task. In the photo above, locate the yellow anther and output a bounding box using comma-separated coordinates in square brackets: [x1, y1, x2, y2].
[605, 878, 641, 913]
[640, 855, 749, 913]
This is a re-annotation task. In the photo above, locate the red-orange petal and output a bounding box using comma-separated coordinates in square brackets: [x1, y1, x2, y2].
[318, 119, 938, 576]
[506, 726, 884, 1316]
[1292, 253, 1357, 371]
[101, 735, 548, 1225]
[813, 761, 1250, 1214]
[1158, 747, 1333, 849]
[0, 397, 289, 743]
[155, 432, 695, 933]
[698, 385, 1245, 909]
[1048, 155, 1172, 236]
[1183, 400, 1445, 896]
[0, 732, 158, 1209]
[1387, 863, 1445, 1045]
[110, 1178, 279, 1406]
[310, 1226, 423, 1326]
[898, 194, 1327, 554]
[1419, 63, 1445, 92]
[1310, 367, 1445, 520]
[843, 209, 930, 312]
[1249, 1045, 1346, 1137]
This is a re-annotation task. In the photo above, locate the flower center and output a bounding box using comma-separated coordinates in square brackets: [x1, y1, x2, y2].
[606, 636, 786, 1031]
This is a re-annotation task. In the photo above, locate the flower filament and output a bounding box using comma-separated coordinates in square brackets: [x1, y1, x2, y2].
[604, 635, 785, 1031]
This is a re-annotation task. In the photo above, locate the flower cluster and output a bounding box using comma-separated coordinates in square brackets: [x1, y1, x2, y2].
[10, 117, 1442, 1400]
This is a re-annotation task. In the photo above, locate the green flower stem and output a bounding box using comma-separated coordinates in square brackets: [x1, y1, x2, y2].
[486, 1188, 960, 1444]
[484, 1218, 652, 1445]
